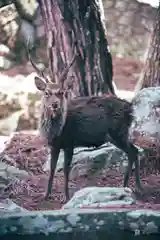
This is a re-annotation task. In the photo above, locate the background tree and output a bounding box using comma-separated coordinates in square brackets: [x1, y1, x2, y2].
[135, 3, 160, 91]
[37, 0, 115, 97]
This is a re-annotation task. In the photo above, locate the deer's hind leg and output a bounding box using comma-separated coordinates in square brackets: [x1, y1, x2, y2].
[44, 146, 60, 200]
[123, 143, 142, 191]
[107, 132, 143, 192]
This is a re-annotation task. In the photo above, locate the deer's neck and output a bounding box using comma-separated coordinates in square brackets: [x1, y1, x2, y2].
[39, 99, 68, 143]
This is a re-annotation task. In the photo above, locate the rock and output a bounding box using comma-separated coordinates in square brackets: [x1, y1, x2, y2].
[0, 4, 19, 45]
[0, 72, 41, 134]
[0, 56, 15, 70]
[1, 208, 160, 238]
[34, 6, 45, 39]
[14, 19, 36, 63]
[0, 158, 29, 193]
[0, 110, 24, 135]
[70, 146, 129, 179]
[130, 87, 160, 147]
[0, 158, 29, 190]
[0, 90, 22, 119]
[0, 198, 27, 215]
[43, 143, 144, 180]
[13, 0, 38, 21]
[0, 161, 29, 180]
[0, 3, 37, 66]
[19, 19, 36, 48]
[0, 3, 18, 26]
[0, 44, 15, 59]
[62, 187, 136, 209]
[0, 135, 11, 153]
[43, 144, 130, 177]
[0, 136, 13, 191]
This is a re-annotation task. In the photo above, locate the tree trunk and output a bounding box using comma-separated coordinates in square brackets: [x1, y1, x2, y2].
[135, 4, 160, 91]
[37, 0, 115, 97]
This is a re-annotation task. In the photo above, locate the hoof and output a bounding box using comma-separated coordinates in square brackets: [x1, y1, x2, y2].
[43, 192, 51, 200]
[135, 185, 144, 195]
[61, 195, 69, 204]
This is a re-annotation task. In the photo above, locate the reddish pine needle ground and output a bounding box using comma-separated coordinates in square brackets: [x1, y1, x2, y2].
[0, 133, 160, 211]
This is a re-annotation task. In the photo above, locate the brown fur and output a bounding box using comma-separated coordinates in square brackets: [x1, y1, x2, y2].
[35, 77, 143, 201]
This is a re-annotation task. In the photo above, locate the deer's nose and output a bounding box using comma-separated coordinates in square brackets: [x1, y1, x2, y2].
[52, 102, 58, 109]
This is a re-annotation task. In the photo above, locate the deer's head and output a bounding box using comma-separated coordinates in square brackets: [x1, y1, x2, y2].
[34, 76, 73, 117]
[28, 37, 76, 119]
[30, 55, 75, 120]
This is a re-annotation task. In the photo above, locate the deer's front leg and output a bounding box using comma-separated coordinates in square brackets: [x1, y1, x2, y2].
[44, 146, 60, 200]
[64, 147, 73, 202]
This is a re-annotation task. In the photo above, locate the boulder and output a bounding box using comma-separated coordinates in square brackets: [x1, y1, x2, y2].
[0, 160, 28, 194]
[0, 4, 19, 46]
[0, 110, 24, 135]
[130, 87, 160, 147]
[0, 135, 10, 153]
[0, 72, 41, 135]
[0, 3, 39, 66]
[0, 55, 15, 70]
[0, 44, 16, 59]
[0, 161, 29, 181]
[62, 187, 136, 209]
[0, 198, 27, 215]
[43, 144, 130, 177]
[19, 19, 36, 47]
[13, 0, 38, 21]
[0, 4, 25, 66]
[43, 143, 144, 180]
[33, 6, 45, 39]
[0, 208, 160, 238]
[0, 134, 29, 193]
[0, 135, 29, 194]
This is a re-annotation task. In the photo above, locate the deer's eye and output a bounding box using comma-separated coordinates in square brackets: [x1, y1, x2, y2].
[45, 91, 51, 97]
[55, 90, 64, 97]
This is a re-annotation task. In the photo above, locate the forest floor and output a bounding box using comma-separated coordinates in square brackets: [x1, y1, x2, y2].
[1, 133, 160, 211]
[1, 56, 160, 211]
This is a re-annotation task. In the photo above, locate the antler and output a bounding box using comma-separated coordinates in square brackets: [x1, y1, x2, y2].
[27, 35, 77, 89]
[27, 39, 49, 83]
[59, 42, 77, 89]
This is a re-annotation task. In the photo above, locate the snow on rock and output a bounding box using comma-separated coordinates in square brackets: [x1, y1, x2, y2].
[62, 187, 136, 209]
[130, 87, 160, 146]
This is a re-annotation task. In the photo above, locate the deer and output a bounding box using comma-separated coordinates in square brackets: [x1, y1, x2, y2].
[28, 46, 143, 202]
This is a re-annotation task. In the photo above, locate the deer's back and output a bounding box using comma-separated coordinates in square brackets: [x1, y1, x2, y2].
[60, 96, 133, 148]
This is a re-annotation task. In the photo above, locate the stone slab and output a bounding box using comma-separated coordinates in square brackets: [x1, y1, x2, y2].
[0, 208, 160, 239]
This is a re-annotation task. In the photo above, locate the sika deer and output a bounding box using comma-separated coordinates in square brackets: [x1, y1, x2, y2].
[29, 53, 143, 202]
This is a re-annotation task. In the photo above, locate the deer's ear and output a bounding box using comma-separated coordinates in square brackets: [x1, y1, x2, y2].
[34, 76, 46, 91]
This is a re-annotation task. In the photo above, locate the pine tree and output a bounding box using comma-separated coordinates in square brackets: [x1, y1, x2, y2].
[37, 0, 115, 96]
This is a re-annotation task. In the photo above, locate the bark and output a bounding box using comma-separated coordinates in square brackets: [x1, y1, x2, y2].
[37, 0, 115, 97]
[135, 4, 160, 91]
